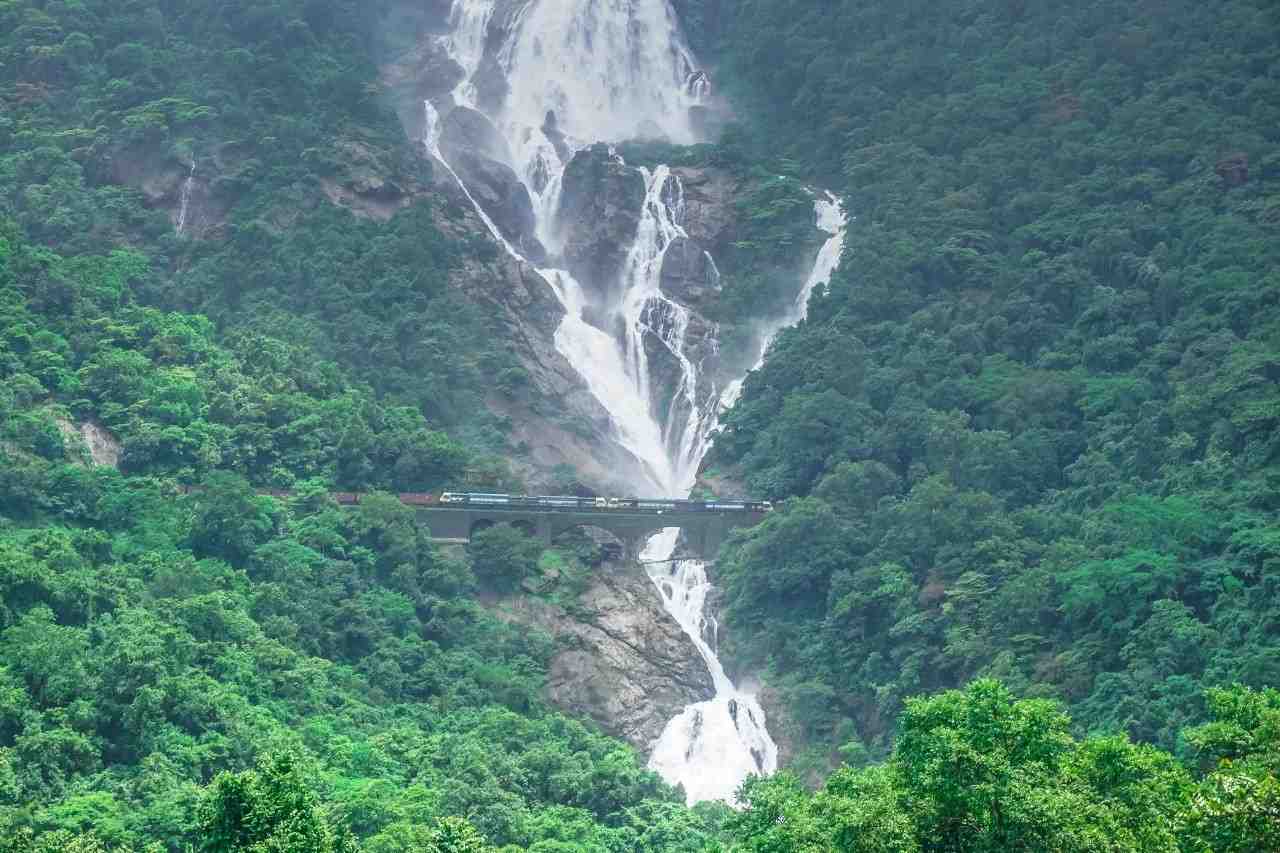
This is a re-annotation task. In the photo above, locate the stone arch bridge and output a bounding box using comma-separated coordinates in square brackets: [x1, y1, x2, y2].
[415, 504, 767, 560]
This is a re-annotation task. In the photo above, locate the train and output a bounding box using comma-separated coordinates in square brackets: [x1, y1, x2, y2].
[438, 493, 773, 513]
[178, 487, 771, 513]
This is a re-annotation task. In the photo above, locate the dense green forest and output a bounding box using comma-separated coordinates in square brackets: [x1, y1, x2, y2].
[0, 0, 715, 846]
[0, 0, 527, 478]
[701, 0, 1280, 778]
[3, 0, 1279, 848]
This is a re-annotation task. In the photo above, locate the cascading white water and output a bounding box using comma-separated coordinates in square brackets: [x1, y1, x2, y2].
[542, 264, 676, 496]
[176, 160, 196, 234]
[644, 195, 846, 804]
[721, 194, 848, 412]
[621, 166, 721, 492]
[429, 0, 847, 804]
[644, 546, 777, 804]
[446, 0, 497, 106]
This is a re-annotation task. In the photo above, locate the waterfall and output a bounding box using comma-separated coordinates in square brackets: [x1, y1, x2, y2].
[430, 0, 848, 804]
[720, 194, 848, 412]
[176, 160, 196, 235]
[644, 533, 777, 804]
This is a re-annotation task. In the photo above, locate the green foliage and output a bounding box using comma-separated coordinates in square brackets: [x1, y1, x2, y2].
[1180, 685, 1280, 852]
[0, 448, 718, 849]
[198, 752, 358, 853]
[468, 524, 542, 593]
[0, 0, 524, 473]
[729, 680, 1279, 853]
[0, 1, 725, 846]
[697, 0, 1280, 768]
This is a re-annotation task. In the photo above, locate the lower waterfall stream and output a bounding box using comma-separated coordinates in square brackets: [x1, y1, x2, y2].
[425, 0, 847, 804]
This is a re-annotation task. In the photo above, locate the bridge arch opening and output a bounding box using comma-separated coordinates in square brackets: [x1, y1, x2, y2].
[468, 519, 496, 539]
[552, 524, 627, 565]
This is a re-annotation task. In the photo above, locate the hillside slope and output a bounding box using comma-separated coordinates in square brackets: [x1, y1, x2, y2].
[696, 0, 1280, 766]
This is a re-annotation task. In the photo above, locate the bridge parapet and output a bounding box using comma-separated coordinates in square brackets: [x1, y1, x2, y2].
[413, 506, 763, 560]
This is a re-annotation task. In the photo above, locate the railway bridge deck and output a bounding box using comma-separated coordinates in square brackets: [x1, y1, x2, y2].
[414, 504, 767, 560]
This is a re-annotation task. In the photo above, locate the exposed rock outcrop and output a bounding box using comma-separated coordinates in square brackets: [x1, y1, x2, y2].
[439, 107, 547, 262]
[556, 144, 645, 298]
[638, 297, 720, 437]
[1216, 152, 1249, 187]
[449, 151, 547, 262]
[467, 0, 528, 114]
[378, 36, 465, 104]
[670, 166, 739, 259]
[320, 138, 426, 221]
[55, 419, 120, 468]
[541, 111, 571, 164]
[107, 149, 228, 238]
[494, 546, 716, 753]
[440, 105, 513, 164]
[659, 236, 720, 310]
[757, 683, 802, 772]
[426, 174, 655, 494]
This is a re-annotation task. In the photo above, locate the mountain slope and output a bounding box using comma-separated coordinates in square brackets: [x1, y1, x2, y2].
[696, 0, 1280, 765]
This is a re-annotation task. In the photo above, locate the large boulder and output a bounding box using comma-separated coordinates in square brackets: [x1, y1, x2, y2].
[449, 149, 546, 263]
[660, 236, 721, 309]
[556, 143, 645, 299]
[440, 105, 512, 165]
[379, 38, 465, 103]
[670, 166, 738, 258]
[438, 106, 546, 261]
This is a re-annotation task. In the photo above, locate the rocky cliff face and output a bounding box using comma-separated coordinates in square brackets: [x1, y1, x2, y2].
[555, 144, 645, 300]
[659, 236, 720, 310]
[670, 166, 739, 261]
[439, 106, 547, 262]
[494, 544, 716, 752]
[425, 170, 657, 494]
[55, 419, 121, 468]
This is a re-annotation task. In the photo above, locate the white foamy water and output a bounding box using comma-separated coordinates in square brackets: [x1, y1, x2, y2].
[642, 530, 778, 803]
[176, 160, 196, 234]
[720, 194, 848, 412]
[429, 0, 847, 805]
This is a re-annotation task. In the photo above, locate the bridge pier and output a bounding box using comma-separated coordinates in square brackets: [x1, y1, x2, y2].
[536, 515, 554, 546]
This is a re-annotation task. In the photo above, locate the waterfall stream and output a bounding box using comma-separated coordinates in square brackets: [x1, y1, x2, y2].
[429, 0, 847, 804]
[176, 160, 196, 235]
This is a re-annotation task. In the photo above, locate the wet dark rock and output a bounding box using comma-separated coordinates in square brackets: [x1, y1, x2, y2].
[440, 105, 512, 164]
[467, 0, 527, 112]
[380, 38, 465, 102]
[684, 69, 712, 99]
[638, 299, 719, 447]
[471, 56, 511, 114]
[670, 166, 738, 259]
[437, 107, 547, 260]
[556, 143, 645, 299]
[542, 110, 571, 162]
[660, 236, 720, 309]
[447, 149, 547, 263]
